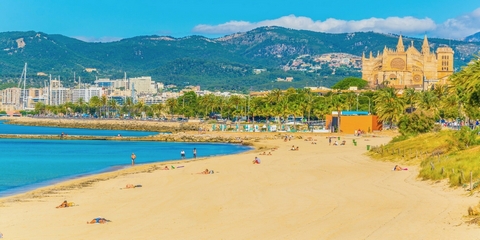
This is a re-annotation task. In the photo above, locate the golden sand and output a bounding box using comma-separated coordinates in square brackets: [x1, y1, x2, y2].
[0, 126, 479, 239]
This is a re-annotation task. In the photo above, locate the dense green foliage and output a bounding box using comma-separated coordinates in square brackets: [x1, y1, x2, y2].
[397, 110, 436, 135]
[331, 77, 368, 90]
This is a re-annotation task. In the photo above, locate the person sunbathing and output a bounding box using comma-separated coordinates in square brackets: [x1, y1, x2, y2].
[199, 169, 209, 174]
[259, 152, 266, 155]
[87, 217, 110, 224]
[267, 152, 272, 155]
[393, 165, 408, 171]
[340, 140, 346, 145]
[56, 200, 69, 208]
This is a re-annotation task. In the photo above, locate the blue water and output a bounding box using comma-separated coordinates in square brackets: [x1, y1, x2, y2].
[0, 125, 251, 197]
[0, 120, 158, 137]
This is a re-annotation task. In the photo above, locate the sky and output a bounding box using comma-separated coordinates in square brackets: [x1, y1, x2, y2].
[0, 0, 479, 42]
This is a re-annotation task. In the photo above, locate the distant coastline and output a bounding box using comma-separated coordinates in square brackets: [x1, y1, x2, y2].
[0, 117, 261, 143]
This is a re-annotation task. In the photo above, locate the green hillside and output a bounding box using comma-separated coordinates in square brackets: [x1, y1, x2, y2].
[0, 27, 479, 91]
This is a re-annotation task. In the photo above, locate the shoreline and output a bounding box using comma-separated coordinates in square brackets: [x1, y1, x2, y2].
[0, 142, 256, 202]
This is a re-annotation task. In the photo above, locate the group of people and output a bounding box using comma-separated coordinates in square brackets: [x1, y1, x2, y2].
[332, 140, 346, 146]
[130, 148, 198, 166]
[354, 129, 364, 136]
[259, 151, 272, 155]
[290, 145, 299, 151]
[181, 148, 197, 159]
[56, 200, 110, 224]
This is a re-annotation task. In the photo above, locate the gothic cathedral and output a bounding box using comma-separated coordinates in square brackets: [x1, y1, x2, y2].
[362, 35, 454, 89]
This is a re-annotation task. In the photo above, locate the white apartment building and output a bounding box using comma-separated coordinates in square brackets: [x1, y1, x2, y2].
[72, 87, 104, 103]
[0, 87, 22, 110]
[129, 76, 156, 95]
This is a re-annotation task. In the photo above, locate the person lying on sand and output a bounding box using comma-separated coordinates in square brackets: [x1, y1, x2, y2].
[259, 152, 266, 155]
[122, 184, 142, 189]
[393, 165, 408, 171]
[56, 200, 69, 208]
[267, 152, 272, 155]
[87, 217, 110, 224]
[199, 169, 210, 174]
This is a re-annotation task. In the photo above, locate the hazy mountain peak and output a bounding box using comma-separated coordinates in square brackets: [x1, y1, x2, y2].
[464, 32, 480, 42]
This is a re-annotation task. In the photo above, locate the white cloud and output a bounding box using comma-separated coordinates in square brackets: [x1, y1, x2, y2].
[433, 8, 480, 39]
[73, 36, 123, 43]
[193, 8, 480, 39]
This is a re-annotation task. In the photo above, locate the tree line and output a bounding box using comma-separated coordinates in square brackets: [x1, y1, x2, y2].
[30, 55, 480, 136]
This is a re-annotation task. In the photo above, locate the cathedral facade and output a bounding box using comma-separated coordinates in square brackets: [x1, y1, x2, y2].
[362, 35, 454, 89]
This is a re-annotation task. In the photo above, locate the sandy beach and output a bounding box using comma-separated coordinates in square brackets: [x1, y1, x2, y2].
[1, 132, 480, 239]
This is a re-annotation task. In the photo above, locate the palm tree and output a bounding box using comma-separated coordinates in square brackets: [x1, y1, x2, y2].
[165, 98, 178, 119]
[266, 89, 283, 123]
[108, 99, 118, 118]
[403, 88, 418, 113]
[450, 55, 480, 120]
[228, 95, 243, 121]
[151, 103, 165, 119]
[330, 93, 347, 132]
[373, 87, 404, 129]
[34, 102, 46, 115]
[124, 97, 134, 118]
[417, 90, 440, 118]
[101, 95, 108, 117]
[89, 96, 101, 116]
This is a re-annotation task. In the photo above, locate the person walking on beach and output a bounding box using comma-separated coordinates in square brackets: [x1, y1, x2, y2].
[131, 152, 136, 166]
[193, 148, 197, 159]
[181, 150, 185, 159]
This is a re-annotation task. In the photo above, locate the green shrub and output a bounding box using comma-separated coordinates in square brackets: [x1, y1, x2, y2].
[398, 110, 436, 135]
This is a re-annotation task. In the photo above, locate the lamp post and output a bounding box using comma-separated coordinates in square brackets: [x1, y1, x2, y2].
[357, 95, 371, 113]
[356, 93, 359, 111]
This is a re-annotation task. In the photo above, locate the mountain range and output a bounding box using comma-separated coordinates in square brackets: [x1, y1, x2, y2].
[1, 27, 480, 92]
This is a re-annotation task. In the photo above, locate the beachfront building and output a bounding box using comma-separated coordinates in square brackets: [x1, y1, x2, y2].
[25, 88, 46, 109]
[72, 87, 104, 103]
[0, 87, 22, 110]
[129, 76, 156, 95]
[48, 80, 70, 106]
[326, 111, 382, 134]
[362, 35, 454, 89]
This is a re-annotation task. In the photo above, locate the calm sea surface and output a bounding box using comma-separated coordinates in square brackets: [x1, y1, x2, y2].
[0, 120, 157, 137]
[0, 122, 251, 197]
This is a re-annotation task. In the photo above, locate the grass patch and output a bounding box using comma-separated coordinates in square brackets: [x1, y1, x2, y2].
[369, 129, 480, 188]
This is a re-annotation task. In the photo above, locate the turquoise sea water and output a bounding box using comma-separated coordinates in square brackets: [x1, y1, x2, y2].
[0, 123, 251, 197]
[0, 120, 157, 137]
